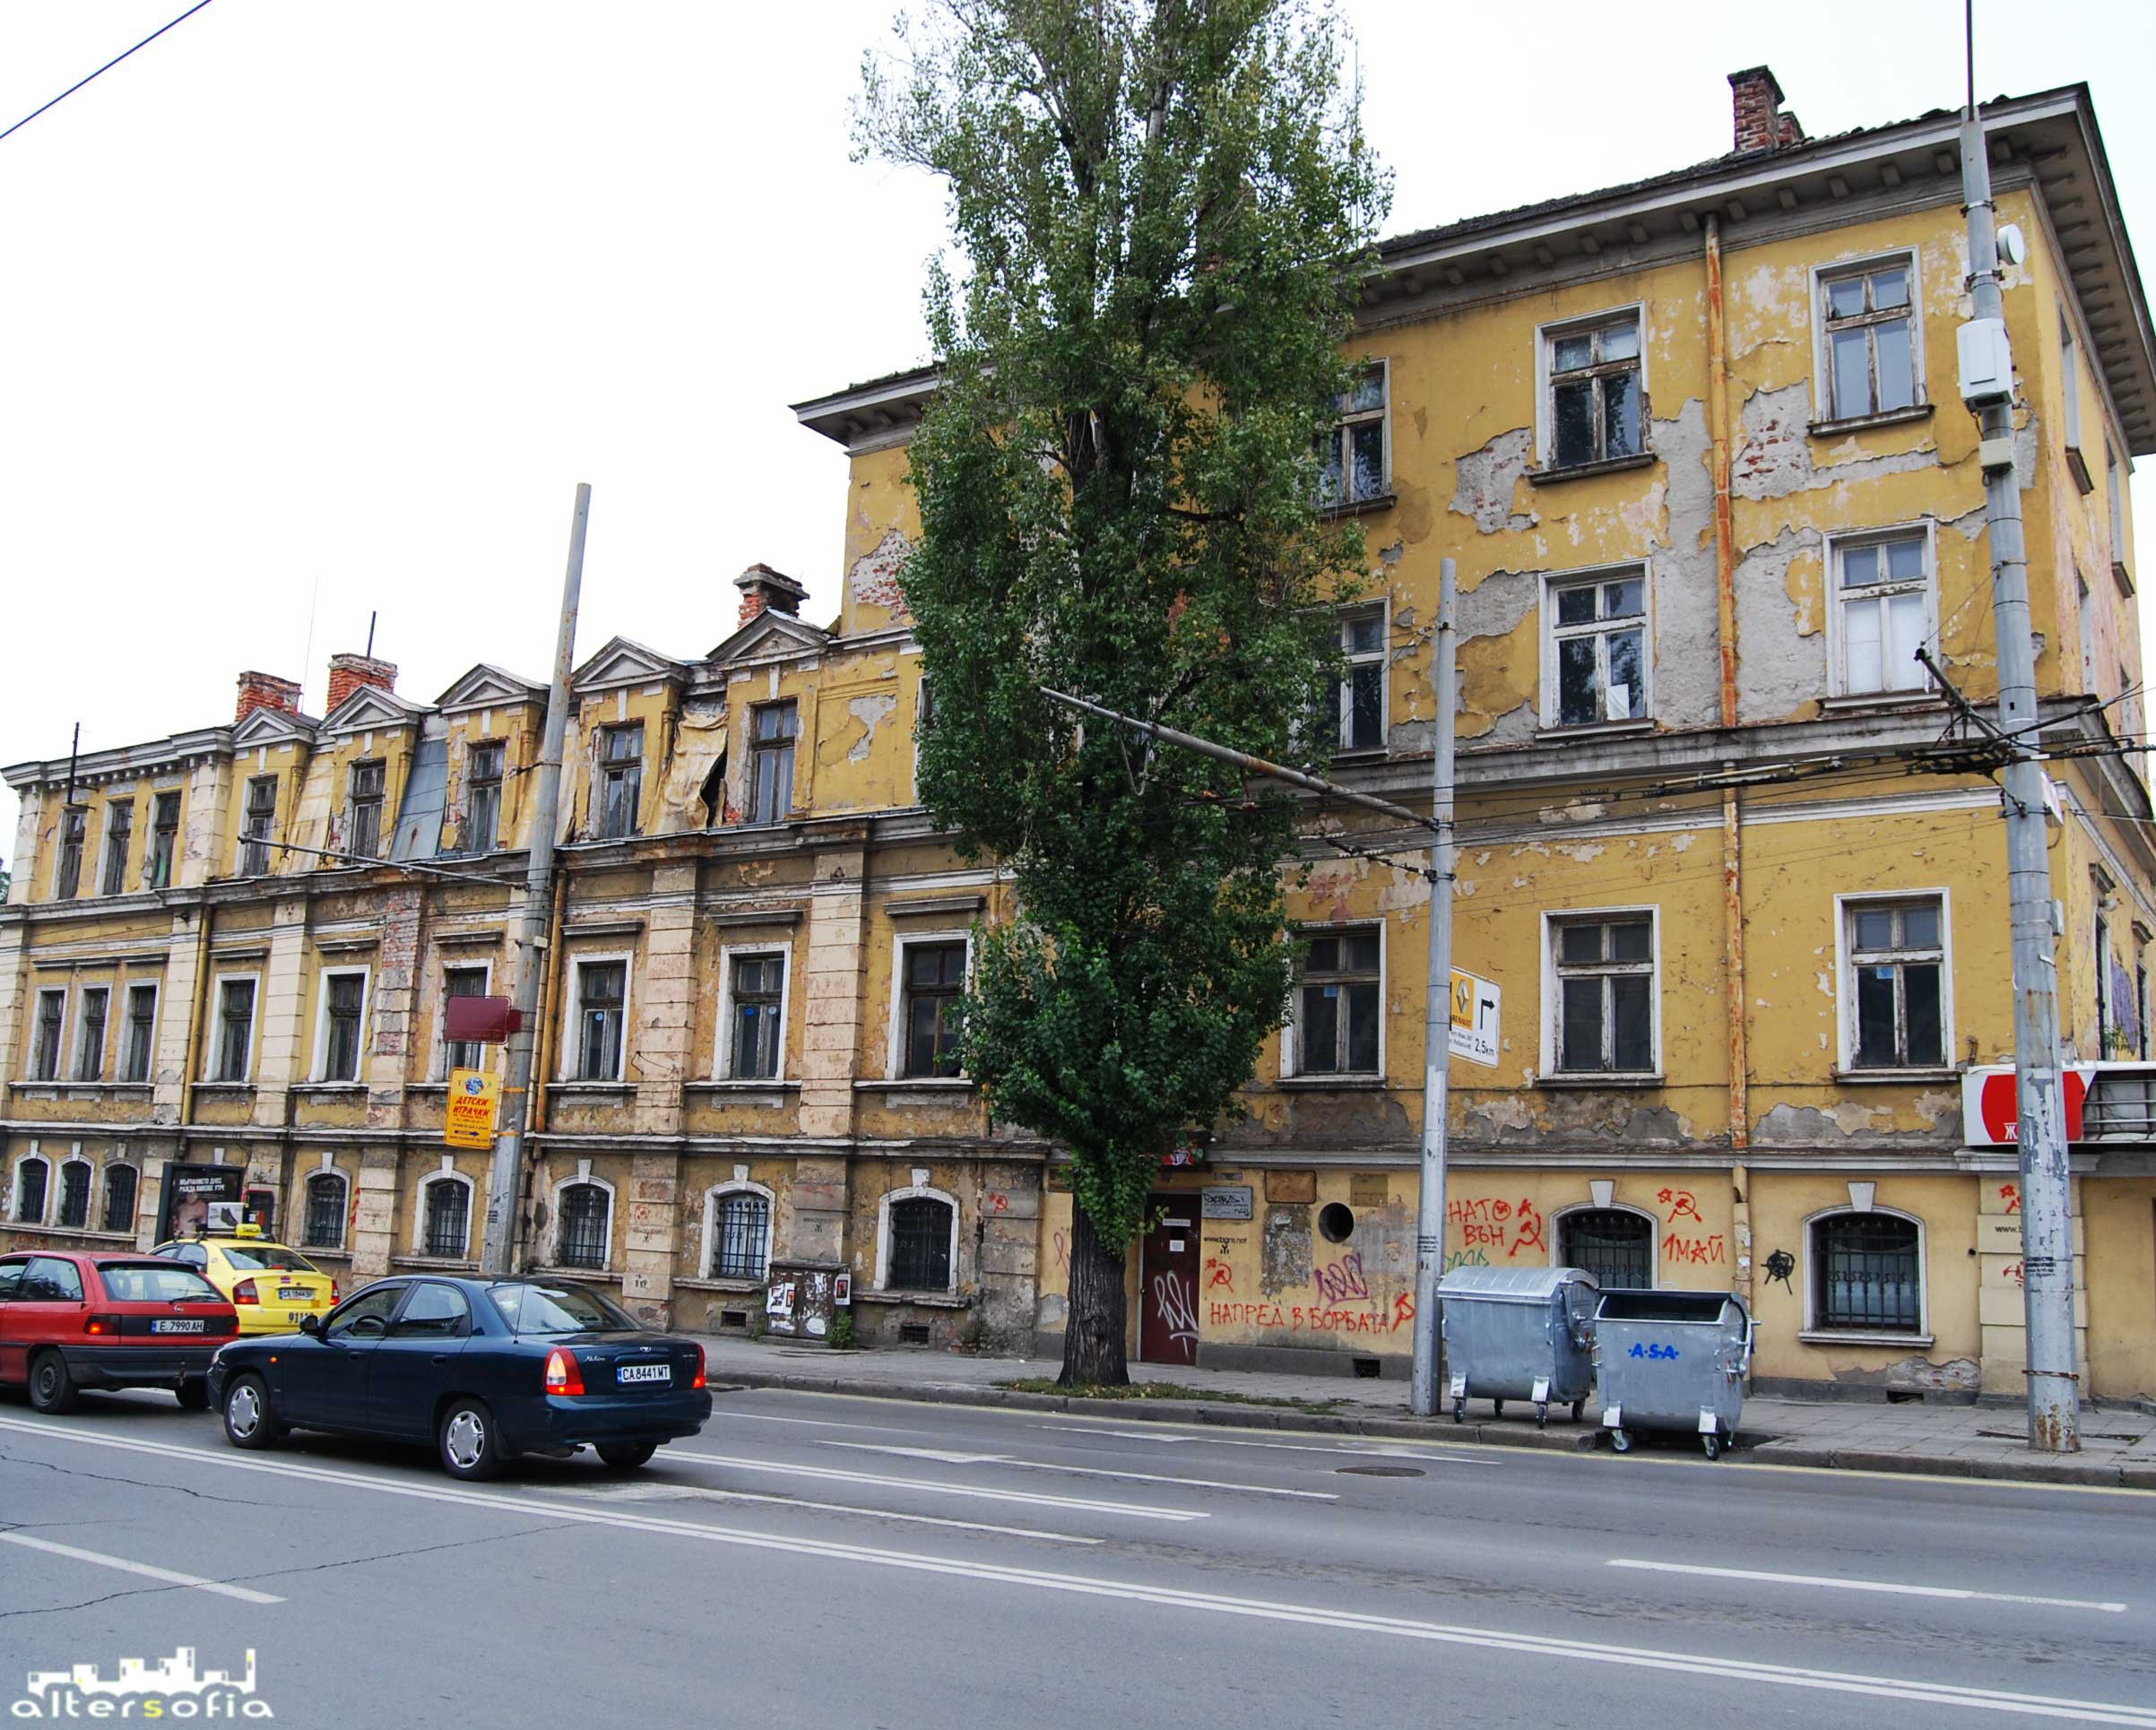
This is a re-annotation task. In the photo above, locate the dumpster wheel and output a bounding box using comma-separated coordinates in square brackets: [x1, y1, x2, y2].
[1451, 1397, 1466, 1424]
[1609, 1427, 1633, 1454]
[1535, 1401, 1548, 1430]
[1571, 1398, 1585, 1423]
[1701, 1432, 1723, 1461]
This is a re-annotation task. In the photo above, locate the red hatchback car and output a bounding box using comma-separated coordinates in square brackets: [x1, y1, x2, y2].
[0, 1251, 239, 1414]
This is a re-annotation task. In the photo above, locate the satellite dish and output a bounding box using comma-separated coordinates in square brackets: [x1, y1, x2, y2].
[1996, 223, 2028, 267]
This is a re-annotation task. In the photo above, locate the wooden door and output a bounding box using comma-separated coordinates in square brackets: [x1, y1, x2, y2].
[1138, 1197, 1202, 1366]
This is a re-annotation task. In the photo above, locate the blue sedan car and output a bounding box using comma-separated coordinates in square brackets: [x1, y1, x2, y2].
[207, 1276, 712, 1480]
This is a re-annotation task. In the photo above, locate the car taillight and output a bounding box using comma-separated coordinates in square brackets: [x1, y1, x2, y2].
[232, 1278, 259, 1305]
[690, 1344, 706, 1391]
[84, 1314, 123, 1336]
[544, 1348, 584, 1397]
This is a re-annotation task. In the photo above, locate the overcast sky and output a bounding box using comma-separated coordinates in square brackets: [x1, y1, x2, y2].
[3, 0, 2152, 854]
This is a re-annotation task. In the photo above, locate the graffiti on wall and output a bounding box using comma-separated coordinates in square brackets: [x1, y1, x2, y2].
[1207, 1293, 1416, 1336]
[1153, 1271, 1200, 1347]
[1656, 1187, 1724, 1267]
[1449, 1196, 1546, 1259]
[1312, 1252, 1372, 1306]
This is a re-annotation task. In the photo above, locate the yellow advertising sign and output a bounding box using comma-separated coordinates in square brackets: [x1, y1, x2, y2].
[1448, 969, 1501, 1067]
[445, 1068, 501, 1148]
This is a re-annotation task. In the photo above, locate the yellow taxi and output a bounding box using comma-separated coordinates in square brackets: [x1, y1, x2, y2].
[152, 1224, 339, 1336]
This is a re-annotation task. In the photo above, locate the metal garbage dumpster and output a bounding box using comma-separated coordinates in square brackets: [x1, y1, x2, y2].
[1593, 1288, 1753, 1458]
[1435, 1266, 1599, 1427]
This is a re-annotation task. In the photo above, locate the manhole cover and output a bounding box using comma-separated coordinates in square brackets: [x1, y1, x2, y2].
[1337, 1465, 1426, 1478]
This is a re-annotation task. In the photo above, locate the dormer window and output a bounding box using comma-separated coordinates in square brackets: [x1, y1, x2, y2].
[599, 725, 643, 840]
[463, 742, 504, 854]
[345, 760, 385, 860]
[240, 776, 277, 877]
[748, 703, 798, 824]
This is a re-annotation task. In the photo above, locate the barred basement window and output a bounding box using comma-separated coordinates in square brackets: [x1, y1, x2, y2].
[13, 1157, 48, 1224]
[423, 1180, 470, 1259]
[1812, 1211, 1922, 1333]
[303, 1172, 347, 1250]
[557, 1182, 610, 1269]
[1557, 1207, 1654, 1289]
[711, 1191, 771, 1280]
[102, 1164, 138, 1235]
[887, 1195, 954, 1291]
[57, 1162, 91, 1230]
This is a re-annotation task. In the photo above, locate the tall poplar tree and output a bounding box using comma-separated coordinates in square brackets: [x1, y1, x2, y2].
[857, 0, 1389, 1384]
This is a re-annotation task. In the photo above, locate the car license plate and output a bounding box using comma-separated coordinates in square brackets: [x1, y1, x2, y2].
[152, 1319, 206, 1335]
[617, 1362, 671, 1385]
[278, 1287, 311, 1302]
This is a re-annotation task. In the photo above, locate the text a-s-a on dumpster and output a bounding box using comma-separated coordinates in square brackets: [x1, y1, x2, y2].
[1592, 1288, 1753, 1459]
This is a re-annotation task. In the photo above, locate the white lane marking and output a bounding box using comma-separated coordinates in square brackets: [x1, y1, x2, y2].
[662, 1449, 1204, 1522]
[0, 1531, 285, 1605]
[1035, 1423, 1498, 1465]
[581, 1479, 1100, 1546]
[1, 1417, 2150, 1726]
[711, 1410, 943, 1436]
[824, 1440, 1338, 1501]
[1609, 1559, 2129, 1614]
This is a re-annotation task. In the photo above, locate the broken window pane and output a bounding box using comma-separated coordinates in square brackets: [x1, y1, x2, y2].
[1349, 421, 1384, 499]
[1599, 321, 1640, 362]
[1552, 333, 1594, 371]
[1558, 636, 1599, 726]
[1844, 599, 1884, 692]
[1556, 585, 1596, 627]
[1886, 593, 1927, 688]
[1606, 628, 1642, 718]
[1345, 614, 1383, 655]
[1553, 380, 1595, 468]
[1604, 578, 1643, 618]
[1603, 369, 1641, 457]
[1344, 365, 1385, 414]
[1828, 276, 1867, 319]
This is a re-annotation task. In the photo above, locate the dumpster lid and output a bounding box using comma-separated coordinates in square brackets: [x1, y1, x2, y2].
[1596, 1287, 1744, 1323]
[1435, 1266, 1598, 1302]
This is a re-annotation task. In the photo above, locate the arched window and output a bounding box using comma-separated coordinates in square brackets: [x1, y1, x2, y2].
[422, 1177, 471, 1260]
[1810, 1210, 1923, 1334]
[101, 1163, 138, 1236]
[556, 1181, 611, 1269]
[303, 1172, 348, 1250]
[13, 1156, 48, 1224]
[708, 1189, 772, 1281]
[56, 1160, 92, 1230]
[1556, 1207, 1655, 1289]
[881, 1190, 957, 1292]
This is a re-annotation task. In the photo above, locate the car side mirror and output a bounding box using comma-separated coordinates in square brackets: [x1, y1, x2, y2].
[299, 1313, 323, 1336]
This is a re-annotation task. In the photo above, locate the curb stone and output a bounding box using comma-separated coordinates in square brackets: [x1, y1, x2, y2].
[710, 1370, 2152, 1486]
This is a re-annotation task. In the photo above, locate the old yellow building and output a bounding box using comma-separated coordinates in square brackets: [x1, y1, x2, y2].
[5, 68, 2153, 1401]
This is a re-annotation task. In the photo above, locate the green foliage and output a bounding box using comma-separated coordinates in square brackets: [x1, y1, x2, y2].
[857, 0, 1389, 1255]
[827, 1310, 859, 1350]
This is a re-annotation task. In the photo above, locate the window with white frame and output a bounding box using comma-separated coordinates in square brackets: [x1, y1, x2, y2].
[303, 1171, 348, 1250]
[1319, 362, 1389, 506]
[102, 1163, 138, 1235]
[13, 1155, 48, 1224]
[345, 760, 385, 860]
[56, 1159, 91, 1230]
[420, 1175, 472, 1259]
[463, 742, 504, 854]
[555, 1180, 611, 1269]
[212, 978, 256, 1083]
[598, 724, 644, 839]
[239, 775, 277, 877]
[1545, 313, 1643, 469]
[1810, 1209, 1923, 1334]
[723, 950, 787, 1080]
[74, 987, 108, 1082]
[1845, 896, 1946, 1070]
[707, 1186, 772, 1280]
[2109, 445, 2130, 577]
[573, 959, 628, 1081]
[747, 702, 799, 824]
[146, 791, 181, 889]
[100, 801, 133, 895]
[317, 970, 368, 1083]
[1294, 928, 1381, 1076]
[1831, 531, 1932, 696]
[122, 983, 157, 1084]
[2059, 307, 2087, 473]
[1327, 608, 1386, 754]
[880, 1188, 957, 1292]
[31, 990, 65, 1082]
[898, 939, 967, 1078]
[443, 964, 489, 1074]
[1819, 258, 1918, 420]
[1550, 913, 1656, 1074]
[1546, 569, 1647, 727]
[913, 677, 934, 800]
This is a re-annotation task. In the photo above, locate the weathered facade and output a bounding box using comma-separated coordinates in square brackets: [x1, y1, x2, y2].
[6, 70, 2155, 1400]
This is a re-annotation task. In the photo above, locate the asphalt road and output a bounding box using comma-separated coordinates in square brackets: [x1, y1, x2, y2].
[1, 1381, 2152, 1729]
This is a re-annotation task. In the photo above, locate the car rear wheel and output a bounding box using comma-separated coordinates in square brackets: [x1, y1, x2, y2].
[438, 1398, 505, 1482]
[222, 1375, 282, 1449]
[175, 1380, 212, 1413]
[28, 1352, 77, 1415]
[596, 1440, 657, 1471]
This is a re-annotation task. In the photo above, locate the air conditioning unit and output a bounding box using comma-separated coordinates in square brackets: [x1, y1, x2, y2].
[1958, 317, 2015, 406]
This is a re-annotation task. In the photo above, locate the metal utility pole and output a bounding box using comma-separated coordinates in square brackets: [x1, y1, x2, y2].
[1409, 558, 1457, 1419]
[1958, 65, 2080, 1448]
[481, 483, 589, 1276]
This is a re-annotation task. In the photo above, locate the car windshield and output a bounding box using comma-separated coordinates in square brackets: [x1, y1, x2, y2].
[489, 1282, 640, 1335]
[99, 1263, 223, 1303]
[218, 1244, 316, 1274]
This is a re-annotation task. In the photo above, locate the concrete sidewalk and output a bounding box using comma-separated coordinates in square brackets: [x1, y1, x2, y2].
[693, 1333, 2156, 1489]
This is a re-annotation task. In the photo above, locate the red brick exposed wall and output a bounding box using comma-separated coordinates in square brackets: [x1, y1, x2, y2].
[235, 670, 302, 724]
[326, 653, 397, 714]
[1728, 66, 1784, 156]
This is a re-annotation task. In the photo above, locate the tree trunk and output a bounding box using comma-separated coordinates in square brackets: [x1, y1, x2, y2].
[1058, 1196, 1130, 1387]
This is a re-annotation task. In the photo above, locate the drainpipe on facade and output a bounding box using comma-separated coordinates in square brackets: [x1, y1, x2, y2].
[481, 484, 589, 1276]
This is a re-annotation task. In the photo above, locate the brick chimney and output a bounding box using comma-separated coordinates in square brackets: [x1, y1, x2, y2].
[235, 670, 302, 725]
[1727, 65, 1786, 155]
[734, 564, 810, 627]
[325, 652, 397, 714]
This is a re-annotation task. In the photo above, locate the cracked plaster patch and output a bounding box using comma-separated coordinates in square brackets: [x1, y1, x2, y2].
[1450, 428, 1539, 534]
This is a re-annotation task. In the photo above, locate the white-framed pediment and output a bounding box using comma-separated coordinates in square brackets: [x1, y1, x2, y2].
[706, 610, 831, 668]
[231, 706, 319, 748]
[573, 636, 688, 693]
[436, 663, 547, 713]
[322, 684, 428, 736]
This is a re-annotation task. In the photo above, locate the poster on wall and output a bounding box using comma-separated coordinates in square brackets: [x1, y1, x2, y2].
[160, 1166, 244, 1241]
